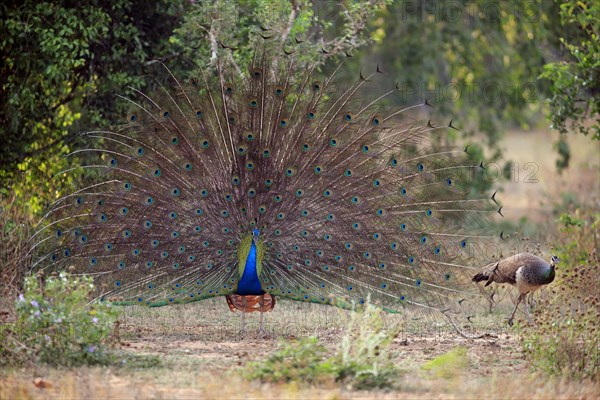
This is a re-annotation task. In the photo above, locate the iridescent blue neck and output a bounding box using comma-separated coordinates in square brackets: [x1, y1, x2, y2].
[236, 240, 263, 295]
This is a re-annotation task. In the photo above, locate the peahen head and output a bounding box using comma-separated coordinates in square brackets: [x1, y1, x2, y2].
[543, 255, 559, 283]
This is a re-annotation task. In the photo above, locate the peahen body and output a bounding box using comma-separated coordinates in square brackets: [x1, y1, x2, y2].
[29, 42, 498, 332]
[472, 253, 558, 325]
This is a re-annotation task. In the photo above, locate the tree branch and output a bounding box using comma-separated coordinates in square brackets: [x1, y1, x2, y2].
[281, 0, 300, 49]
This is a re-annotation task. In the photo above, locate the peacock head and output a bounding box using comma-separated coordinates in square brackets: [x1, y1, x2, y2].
[550, 255, 560, 267]
[252, 228, 260, 241]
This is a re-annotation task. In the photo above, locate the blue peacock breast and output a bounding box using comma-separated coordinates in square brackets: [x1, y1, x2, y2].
[236, 241, 264, 295]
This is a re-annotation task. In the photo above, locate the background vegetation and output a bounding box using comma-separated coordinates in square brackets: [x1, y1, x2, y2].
[1, 0, 598, 213]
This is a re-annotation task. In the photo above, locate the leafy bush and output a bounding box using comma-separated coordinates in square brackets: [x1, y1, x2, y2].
[244, 300, 400, 389]
[539, 0, 599, 170]
[245, 337, 329, 383]
[522, 210, 599, 380]
[1, 272, 120, 367]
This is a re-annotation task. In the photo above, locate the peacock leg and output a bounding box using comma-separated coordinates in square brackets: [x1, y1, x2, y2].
[240, 297, 247, 335]
[258, 294, 267, 338]
[508, 293, 524, 326]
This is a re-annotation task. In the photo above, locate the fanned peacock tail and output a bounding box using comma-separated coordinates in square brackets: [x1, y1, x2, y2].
[28, 43, 498, 320]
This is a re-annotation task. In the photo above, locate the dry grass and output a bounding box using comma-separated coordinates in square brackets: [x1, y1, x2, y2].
[0, 194, 33, 323]
[499, 128, 599, 223]
[1, 367, 598, 400]
[1, 299, 598, 399]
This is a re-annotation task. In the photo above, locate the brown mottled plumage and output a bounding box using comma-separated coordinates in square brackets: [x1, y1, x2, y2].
[473, 253, 558, 325]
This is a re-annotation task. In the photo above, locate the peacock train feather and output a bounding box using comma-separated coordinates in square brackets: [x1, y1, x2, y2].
[28, 42, 499, 321]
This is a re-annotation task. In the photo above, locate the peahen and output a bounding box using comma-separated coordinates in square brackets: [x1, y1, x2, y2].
[472, 253, 558, 325]
[29, 41, 498, 333]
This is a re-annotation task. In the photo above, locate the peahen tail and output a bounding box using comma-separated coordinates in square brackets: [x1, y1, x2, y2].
[28, 44, 498, 319]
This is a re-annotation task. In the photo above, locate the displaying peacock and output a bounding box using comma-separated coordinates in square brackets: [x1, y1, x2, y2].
[28, 39, 499, 332]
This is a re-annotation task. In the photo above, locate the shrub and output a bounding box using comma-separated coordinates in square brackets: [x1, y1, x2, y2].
[244, 337, 330, 383]
[522, 210, 599, 380]
[244, 300, 401, 389]
[0, 272, 120, 367]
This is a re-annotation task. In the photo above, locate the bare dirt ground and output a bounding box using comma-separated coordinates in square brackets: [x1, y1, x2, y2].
[1, 299, 599, 399]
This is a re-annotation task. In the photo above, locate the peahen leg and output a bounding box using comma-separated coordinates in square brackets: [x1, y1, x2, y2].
[524, 293, 533, 324]
[508, 293, 524, 326]
[528, 292, 537, 312]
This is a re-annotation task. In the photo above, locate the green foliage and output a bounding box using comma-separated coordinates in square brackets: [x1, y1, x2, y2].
[421, 347, 468, 379]
[244, 301, 401, 389]
[171, 0, 391, 75]
[0, 0, 594, 221]
[0, 272, 120, 367]
[539, 0, 600, 171]
[0, 0, 190, 214]
[366, 0, 559, 148]
[245, 337, 329, 383]
[522, 210, 599, 380]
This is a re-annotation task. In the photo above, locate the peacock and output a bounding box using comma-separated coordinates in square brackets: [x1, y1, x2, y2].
[28, 38, 500, 334]
[473, 253, 558, 325]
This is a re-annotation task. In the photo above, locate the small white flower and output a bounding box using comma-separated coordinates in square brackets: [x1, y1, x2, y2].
[18, 294, 25, 302]
[92, 317, 98, 324]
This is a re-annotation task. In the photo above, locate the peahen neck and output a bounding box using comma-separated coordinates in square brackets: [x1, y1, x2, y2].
[236, 240, 264, 295]
[544, 264, 556, 283]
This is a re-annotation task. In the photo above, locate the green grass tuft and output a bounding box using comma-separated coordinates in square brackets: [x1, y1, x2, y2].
[421, 347, 468, 379]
